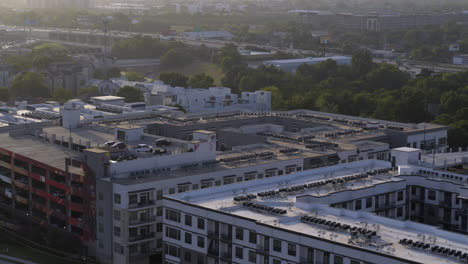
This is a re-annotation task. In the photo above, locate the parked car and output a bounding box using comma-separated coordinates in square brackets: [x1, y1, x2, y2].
[104, 141, 116, 147]
[110, 142, 127, 150]
[133, 144, 153, 152]
[155, 139, 171, 146]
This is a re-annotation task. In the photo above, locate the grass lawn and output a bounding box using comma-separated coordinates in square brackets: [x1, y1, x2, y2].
[162, 61, 225, 86]
[0, 242, 70, 264]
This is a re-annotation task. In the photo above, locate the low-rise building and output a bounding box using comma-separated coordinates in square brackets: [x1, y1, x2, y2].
[264, 56, 352, 73]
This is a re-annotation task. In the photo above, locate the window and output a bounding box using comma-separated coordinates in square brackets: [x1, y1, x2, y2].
[157, 190, 163, 200]
[98, 207, 103, 217]
[236, 227, 243, 240]
[278, 170, 283, 175]
[397, 191, 404, 201]
[166, 226, 181, 240]
[113, 243, 123, 254]
[223, 176, 235, 185]
[428, 190, 436, 200]
[376, 152, 386, 160]
[185, 214, 192, 226]
[273, 259, 281, 264]
[129, 194, 138, 204]
[397, 207, 403, 217]
[248, 250, 256, 263]
[114, 194, 121, 204]
[157, 223, 163, 232]
[192, 184, 199, 190]
[334, 256, 344, 264]
[366, 197, 372, 208]
[237, 177, 243, 182]
[98, 240, 103, 249]
[165, 244, 180, 258]
[114, 226, 121, 237]
[235, 246, 243, 259]
[184, 252, 191, 262]
[287, 243, 296, 256]
[129, 228, 137, 237]
[178, 185, 190, 193]
[169, 188, 175, 194]
[355, 200, 362, 210]
[185, 232, 192, 244]
[244, 173, 256, 181]
[98, 192, 103, 200]
[197, 236, 205, 248]
[98, 223, 103, 233]
[197, 218, 205, 230]
[285, 166, 296, 174]
[273, 239, 281, 252]
[265, 170, 276, 178]
[201, 181, 212, 189]
[157, 207, 163, 216]
[114, 209, 121, 221]
[249, 231, 256, 244]
[166, 209, 181, 222]
[157, 239, 162, 248]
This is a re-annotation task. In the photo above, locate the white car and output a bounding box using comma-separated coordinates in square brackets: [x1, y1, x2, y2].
[134, 144, 153, 152]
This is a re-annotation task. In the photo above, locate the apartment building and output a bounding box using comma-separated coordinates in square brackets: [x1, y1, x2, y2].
[161, 156, 468, 264]
[0, 100, 452, 263]
[295, 11, 468, 32]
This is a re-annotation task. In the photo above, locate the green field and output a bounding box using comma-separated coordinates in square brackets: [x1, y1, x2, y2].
[162, 61, 225, 86]
[0, 242, 71, 264]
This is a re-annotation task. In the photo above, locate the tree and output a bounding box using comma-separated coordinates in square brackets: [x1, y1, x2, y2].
[160, 47, 193, 69]
[352, 49, 373, 76]
[126, 71, 145, 82]
[159, 72, 188, 87]
[187, 73, 214, 88]
[11, 72, 50, 98]
[78, 86, 100, 100]
[262, 86, 283, 110]
[218, 44, 244, 72]
[0, 87, 10, 102]
[52, 87, 73, 102]
[116, 86, 144, 103]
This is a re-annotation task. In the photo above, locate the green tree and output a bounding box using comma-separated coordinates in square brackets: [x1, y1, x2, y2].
[262, 86, 283, 110]
[0, 87, 10, 102]
[159, 72, 188, 87]
[78, 86, 100, 100]
[352, 49, 373, 76]
[11, 72, 50, 98]
[218, 44, 244, 72]
[160, 48, 193, 69]
[126, 71, 145, 82]
[187, 73, 214, 88]
[52, 87, 73, 102]
[116, 86, 144, 103]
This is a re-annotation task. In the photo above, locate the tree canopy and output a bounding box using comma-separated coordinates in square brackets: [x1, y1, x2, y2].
[159, 72, 188, 87]
[116, 86, 144, 103]
[11, 72, 50, 98]
[0, 87, 10, 102]
[187, 73, 214, 88]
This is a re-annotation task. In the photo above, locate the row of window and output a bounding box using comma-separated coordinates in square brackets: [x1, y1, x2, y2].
[166, 209, 205, 229]
[165, 226, 205, 248]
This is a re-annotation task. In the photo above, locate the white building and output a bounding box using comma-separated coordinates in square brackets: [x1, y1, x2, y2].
[149, 84, 271, 113]
[453, 54, 468, 65]
[162, 156, 468, 264]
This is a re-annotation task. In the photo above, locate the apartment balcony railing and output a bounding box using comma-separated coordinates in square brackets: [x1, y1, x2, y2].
[128, 200, 155, 209]
[439, 201, 453, 208]
[129, 232, 155, 242]
[129, 216, 156, 226]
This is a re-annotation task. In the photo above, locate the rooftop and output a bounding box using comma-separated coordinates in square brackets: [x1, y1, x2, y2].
[167, 160, 468, 264]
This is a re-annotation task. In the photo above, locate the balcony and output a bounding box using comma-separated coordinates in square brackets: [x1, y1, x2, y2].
[439, 201, 453, 208]
[128, 200, 155, 210]
[257, 246, 269, 254]
[129, 216, 156, 227]
[220, 252, 232, 260]
[220, 233, 232, 242]
[374, 202, 396, 211]
[207, 231, 219, 239]
[13, 179, 29, 190]
[456, 208, 468, 215]
[129, 232, 155, 243]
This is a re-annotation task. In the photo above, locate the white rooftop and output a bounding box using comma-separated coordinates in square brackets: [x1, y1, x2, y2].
[169, 160, 468, 264]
